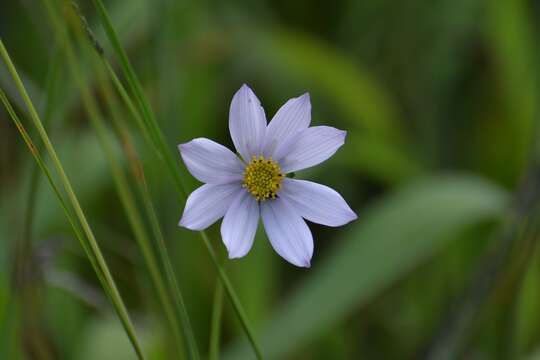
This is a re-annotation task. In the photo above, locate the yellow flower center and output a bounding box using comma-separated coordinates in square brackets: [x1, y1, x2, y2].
[242, 155, 284, 201]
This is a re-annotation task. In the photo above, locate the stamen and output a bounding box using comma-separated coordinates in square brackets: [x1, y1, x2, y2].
[243, 155, 284, 201]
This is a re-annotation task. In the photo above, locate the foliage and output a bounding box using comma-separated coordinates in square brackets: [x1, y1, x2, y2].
[1, 0, 539, 359]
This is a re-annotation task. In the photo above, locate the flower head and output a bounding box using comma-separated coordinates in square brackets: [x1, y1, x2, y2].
[178, 84, 357, 267]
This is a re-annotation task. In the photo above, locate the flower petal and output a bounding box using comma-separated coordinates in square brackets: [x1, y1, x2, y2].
[263, 93, 311, 157]
[275, 126, 346, 173]
[179, 183, 241, 230]
[178, 138, 244, 184]
[280, 179, 357, 226]
[261, 197, 313, 267]
[229, 84, 267, 161]
[221, 190, 260, 259]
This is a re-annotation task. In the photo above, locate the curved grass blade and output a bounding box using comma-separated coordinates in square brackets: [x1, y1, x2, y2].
[41, 1, 199, 357]
[209, 281, 224, 360]
[0, 39, 146, 360]
[99, 44, 201, 359]
[12, 47, 63, 360]
[85, 1, 263, 357]
[1, 86, 126, 356]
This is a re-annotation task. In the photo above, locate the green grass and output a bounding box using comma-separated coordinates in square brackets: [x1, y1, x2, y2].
[41, 1, 197, 357]
[2, 0, 540, 359]
[0, 47, 145, 358]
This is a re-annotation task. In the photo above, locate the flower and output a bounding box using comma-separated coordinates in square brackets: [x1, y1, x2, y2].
[178, 84, 357, 267]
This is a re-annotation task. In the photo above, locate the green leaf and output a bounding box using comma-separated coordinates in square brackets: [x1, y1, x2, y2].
[224, 174, 508, 359]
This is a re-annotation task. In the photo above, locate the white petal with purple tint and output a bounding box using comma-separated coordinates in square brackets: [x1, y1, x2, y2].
[221, 190, 260, 258]
[178, 86, 358, 268]
[263, 93, 311, 157]
[261, 197, 313, 267]
[179, 183, 241, 230]
[275, 126, 346, 173]
[280, 178, 357, 226]
[178, 138, 244, 184]
[229, 84, 267, 161]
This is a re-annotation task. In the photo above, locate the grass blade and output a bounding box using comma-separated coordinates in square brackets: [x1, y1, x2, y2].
[86, 1, 263, 357]
[99, 42, 201, 359]
[1, 86, 123, 355]
[209, 281, 224, 360]
[13, 46, 63, 360]
[40, 1, 200, 357]
[0, 39, 146, 360]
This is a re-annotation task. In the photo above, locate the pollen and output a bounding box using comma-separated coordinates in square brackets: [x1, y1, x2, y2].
[242, 155, 284, 201]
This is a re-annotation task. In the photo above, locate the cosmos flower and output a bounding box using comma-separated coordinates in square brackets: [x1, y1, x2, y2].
[178, 84, 357, 267]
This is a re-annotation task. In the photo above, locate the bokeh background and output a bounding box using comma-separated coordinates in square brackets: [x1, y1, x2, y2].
[1, 0, 540, 359]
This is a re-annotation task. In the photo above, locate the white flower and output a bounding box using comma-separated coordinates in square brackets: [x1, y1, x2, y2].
[178, 84, 357, 267]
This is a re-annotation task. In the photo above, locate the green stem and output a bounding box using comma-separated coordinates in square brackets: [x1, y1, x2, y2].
[103, 61, 153, 149]
[86, 2, 263, 357]
[209, 280, 224, 360]
[0, 39, 146, 360]
[140, 174, 201, 359]
[200, 231, 263, 359]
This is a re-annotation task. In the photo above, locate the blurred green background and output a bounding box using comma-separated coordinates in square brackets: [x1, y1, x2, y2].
[1, 0, 540, 359]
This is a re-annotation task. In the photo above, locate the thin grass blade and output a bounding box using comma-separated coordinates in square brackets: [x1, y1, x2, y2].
[85, 0, 262, 359]
[84, 2, 263, 357]
[0, 39, 146, 360]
